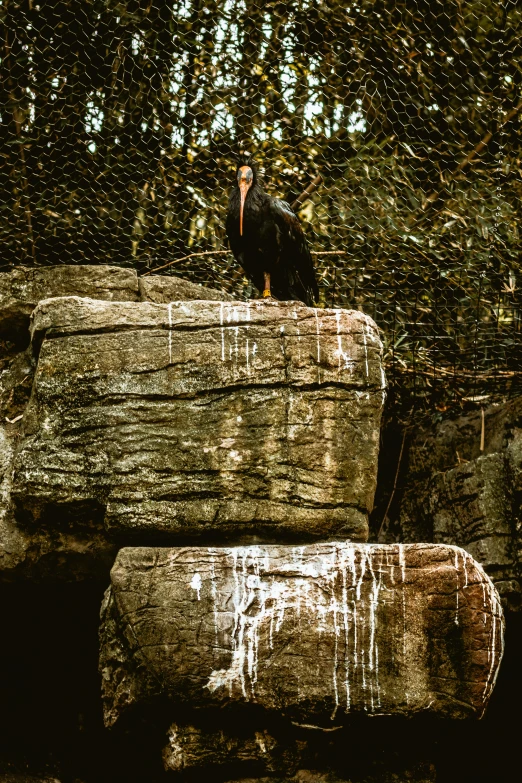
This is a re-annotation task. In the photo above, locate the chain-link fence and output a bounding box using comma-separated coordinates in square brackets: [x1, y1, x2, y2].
[2, 0, 521, 413]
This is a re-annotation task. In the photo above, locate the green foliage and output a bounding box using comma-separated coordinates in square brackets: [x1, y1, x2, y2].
[1, 0, 521, 411]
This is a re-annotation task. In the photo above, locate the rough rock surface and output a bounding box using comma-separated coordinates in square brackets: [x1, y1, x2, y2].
[13, 296, 384, 543]
[162, 723, 305, 774]
[0, 425, 25, 573]
[0, 366, 118, 581]
[0, 266, 139, 337]
[139, 274, 235, 303]
[100, 542, 503, 731]
[0, 267, 262, 579]
[0, 417, 117, 580]
[380, 397, 522, 610]
[162, 723, 436, 780]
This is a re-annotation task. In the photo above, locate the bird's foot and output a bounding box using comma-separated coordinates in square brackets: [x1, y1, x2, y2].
[262, 289, 272, 298]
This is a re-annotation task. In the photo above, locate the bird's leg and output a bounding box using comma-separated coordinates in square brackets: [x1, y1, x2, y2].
[263, 272, 271, 298]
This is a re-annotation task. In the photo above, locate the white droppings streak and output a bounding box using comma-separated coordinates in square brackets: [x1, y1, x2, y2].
[328, 548, 340, 719]
[454, 550, 460, 625]
[279, 324, 286, 357]
[368, 556, 377, 671]
[335, 311, 342, 373]
[168, 302, 173, 365]
[387, 548, 395, 586]
[362, 324, 369, 378]
[166, 728, 183, 770]
[463, 552, 470, 588]
[473, 559, 505, 706]
[220, 302, 225, 361]
[205, 544, 388, 719]
[334, 310, 354, 373]
[341, 556, 351, 709]
[314, 309, 321, 372]
[190, 572, 202, 600]
[210, 551, 219, 648]
[398, 544, 406, 584]
[398, 545, 407, 663]
[202, 543, 501, 720]
[234, 325, 240, 362]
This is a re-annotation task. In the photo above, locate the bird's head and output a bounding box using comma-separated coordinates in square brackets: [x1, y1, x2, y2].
[236, 160, 256, 236]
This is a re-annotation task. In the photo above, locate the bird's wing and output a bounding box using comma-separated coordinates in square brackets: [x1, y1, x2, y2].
[272, 198, 302, 232]
[270, 198, 319, 304]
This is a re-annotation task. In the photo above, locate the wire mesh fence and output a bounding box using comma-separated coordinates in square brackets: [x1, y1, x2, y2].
[2, 0, 522, 414]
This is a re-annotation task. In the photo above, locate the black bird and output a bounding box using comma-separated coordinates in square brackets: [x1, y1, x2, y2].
[226, 161, 319, 306]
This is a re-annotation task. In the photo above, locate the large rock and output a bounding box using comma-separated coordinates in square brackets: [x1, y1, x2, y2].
[0, 266, 139, 337]
[139, 274, 235, 303]
[13, 297, 384, 543]
[379, 397, 522, 610]
[100, 542, 504, 731]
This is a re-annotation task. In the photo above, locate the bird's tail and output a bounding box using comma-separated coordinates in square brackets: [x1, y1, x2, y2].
[287, 268, 318, 307]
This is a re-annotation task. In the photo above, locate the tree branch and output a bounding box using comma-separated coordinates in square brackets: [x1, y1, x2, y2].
[291, 174, 323, 211]
[422, 101, 522, 208]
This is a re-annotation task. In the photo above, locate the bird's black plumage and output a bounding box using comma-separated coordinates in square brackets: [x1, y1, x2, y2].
[226, 161, 319, 306]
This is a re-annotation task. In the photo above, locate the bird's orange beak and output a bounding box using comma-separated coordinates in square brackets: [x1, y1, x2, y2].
[238, 165, 253, 236]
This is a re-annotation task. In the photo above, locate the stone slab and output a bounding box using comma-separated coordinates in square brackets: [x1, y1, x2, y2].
[139, 274, 235, 303]
[100, 542, 504, 728]
[13, 297, 385, 542]
[0, 266, 139, 337]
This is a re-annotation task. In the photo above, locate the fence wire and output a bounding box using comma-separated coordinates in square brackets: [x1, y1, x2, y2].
[1, 0, 522, 414]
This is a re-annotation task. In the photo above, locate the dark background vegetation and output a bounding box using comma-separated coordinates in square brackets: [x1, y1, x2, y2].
[1, 0, 522, 414]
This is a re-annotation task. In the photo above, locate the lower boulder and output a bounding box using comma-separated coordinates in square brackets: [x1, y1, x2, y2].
[100, 541, 503, 739]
